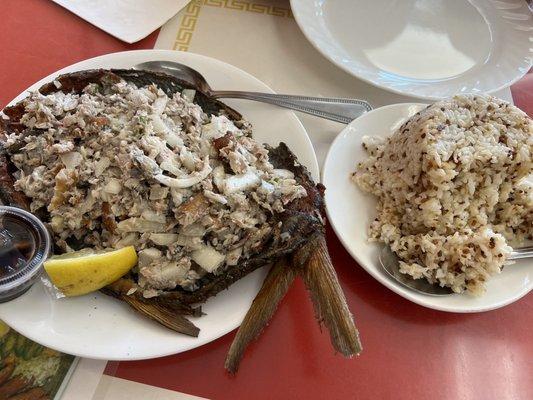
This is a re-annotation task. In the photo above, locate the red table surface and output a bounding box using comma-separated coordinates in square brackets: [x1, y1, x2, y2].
[2, 1, 532, 399]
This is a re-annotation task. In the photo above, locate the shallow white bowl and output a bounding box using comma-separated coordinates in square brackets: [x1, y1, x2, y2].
[323, 103, 533, 312]
[291, 0, 533, 100]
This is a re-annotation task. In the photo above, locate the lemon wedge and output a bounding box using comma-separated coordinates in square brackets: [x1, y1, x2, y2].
[44, 246, 138, 297]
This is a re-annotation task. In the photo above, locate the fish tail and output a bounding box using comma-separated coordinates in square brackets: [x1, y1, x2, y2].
[300, 235, 362, 357]
[225, 257, 297, 374]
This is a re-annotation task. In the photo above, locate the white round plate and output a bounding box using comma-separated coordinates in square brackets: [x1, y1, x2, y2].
[323, 103, 533, 313]
[291, 0, 533, 100]
[0, 50, 319, 359]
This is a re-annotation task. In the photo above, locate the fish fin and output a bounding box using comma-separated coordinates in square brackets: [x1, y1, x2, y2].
[301, 236, 362, 357]
[155, 298, 204, 317]
[104, 278, 137, 295]
[103, 279, 203, 317]
[119, 295, 200, 337]
[102, 285, 200, 337]
[225, 258, 297, 374]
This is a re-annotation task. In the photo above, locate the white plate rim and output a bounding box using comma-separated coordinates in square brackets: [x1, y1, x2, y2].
[290, 0, 533, 100]
[323, 102, 533, 313]
[0, 49, 319, 359]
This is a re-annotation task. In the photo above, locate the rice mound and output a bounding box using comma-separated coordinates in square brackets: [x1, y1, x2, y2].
[353, 95, 532, 295]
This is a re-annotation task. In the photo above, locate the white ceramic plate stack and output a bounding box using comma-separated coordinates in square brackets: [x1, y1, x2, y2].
[291, 0, 533, 100]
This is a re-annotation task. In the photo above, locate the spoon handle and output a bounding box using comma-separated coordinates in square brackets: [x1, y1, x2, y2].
[211, 91, 372, 124]
[510, 246, 533, 260]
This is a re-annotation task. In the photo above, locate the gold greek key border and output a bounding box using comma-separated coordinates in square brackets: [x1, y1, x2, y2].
[174, 1, 203, 51]
[173, 0, 292, 51]
[204, 0, 293, 17]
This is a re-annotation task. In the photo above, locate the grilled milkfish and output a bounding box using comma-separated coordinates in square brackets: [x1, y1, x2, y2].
[0, 69, 361, 372]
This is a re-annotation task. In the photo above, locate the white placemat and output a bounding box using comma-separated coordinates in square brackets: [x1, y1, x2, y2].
[61, 358, 107, 400]
[92, 376, 206, 400]
[52, 0, 191, 43]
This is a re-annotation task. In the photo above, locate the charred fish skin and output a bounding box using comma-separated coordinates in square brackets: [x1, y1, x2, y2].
[0, 121, 30, 210]
[0, 154, 29, 210]
[0, 69, 327, 330]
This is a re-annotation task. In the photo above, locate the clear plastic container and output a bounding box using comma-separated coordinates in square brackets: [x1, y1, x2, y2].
[0, 206, 51, 302]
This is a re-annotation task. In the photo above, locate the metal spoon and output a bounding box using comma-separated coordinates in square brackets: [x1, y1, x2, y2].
[379, 245, 533, 296]
[135, 61, 372, 124]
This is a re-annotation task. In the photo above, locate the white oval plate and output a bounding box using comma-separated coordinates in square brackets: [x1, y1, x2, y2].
[291, 0, 533, 100]
[0, 50, 319, 360]
[323, 103, 533, 313]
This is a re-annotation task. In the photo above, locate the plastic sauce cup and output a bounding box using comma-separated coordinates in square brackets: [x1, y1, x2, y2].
[0, 206, 51, 302]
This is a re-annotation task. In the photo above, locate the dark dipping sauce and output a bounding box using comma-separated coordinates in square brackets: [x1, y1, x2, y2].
[0, 215, 37, 278]
[0, 206, 51, 303]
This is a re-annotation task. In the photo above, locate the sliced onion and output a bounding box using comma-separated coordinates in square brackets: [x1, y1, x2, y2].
[95, 157, 111, 177]
[60, 151, 82, 169]
[150, 233, 179, 246]
[260, 180, 275, 193]
[180, 147, 198, 172]
[222, 171, 260, 194]
[164, 131, 184, 149]
[155, 157, 211, 188]
[80, 192, 96, 213]
[204, 190, 228, 205]
[117, 218, 166, 233]
[180, 223, 206, 237]
[159, 159, 182, 176]
[152, 97, 168, 114]
[114, 233, 139, 247]
[202, 115, 238, 140]
[138, 248, 162, 268]
[141, 210, 166, 224]
[191, 245, 225, 273]
[212, 165, 226, 192]
[181, 89, 196, 103]
[225, 246, 243, 266]
[272, 169, 294, 179]
[103, 178, 122, 194]
[175, 234, 203, 250]
[150, 114, 167, 134]
[149, 185, 169, 200]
